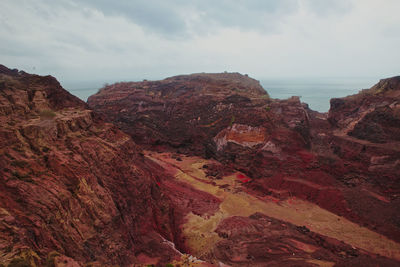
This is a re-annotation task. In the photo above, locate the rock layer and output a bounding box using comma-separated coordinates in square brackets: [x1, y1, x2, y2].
[0, 65, 181, 266]
[2, 66, 400, 266]
[89, 73, 400, 266]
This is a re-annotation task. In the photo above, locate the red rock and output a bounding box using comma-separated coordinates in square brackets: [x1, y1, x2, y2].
[0, 65, 180, 265]
[2, 65, 400, 266]
[88, 73, 400, 247]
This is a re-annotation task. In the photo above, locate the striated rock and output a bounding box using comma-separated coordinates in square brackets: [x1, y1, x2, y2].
[329, 76, 400, 143]
[0, 65, 181, 266]
[2, 65, 400, 267]
[146, 151, 400, 266]
[88, 72, 276, 156]
[89, 72, 400, 259]
[213, 123, 267, 151]
[213, 214, 399, 267]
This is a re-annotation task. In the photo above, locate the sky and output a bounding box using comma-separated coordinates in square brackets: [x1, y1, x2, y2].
[0, 0, 399, 88]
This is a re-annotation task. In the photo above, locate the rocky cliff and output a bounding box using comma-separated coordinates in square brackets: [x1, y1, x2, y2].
[88, 73, 400, 266]
[0, 65, 188, 266]
[1, 65, 399, 266]
[329, 76, 400, 143]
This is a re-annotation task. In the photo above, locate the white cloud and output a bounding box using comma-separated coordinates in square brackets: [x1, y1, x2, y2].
[0, 0, 398, 87]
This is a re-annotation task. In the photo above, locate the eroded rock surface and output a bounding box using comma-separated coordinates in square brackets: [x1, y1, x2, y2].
[2, 66, 400, 267]
[0, 65, 183, 266]
[89, 73, 400, 266]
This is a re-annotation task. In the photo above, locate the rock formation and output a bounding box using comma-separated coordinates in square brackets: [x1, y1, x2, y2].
[88, 73, 400, 266]
[0, 65, 184, 266]
[1, 65, 399, 266]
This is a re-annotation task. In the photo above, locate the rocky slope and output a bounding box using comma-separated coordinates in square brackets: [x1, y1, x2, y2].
[329, 76, 400, 143]
[0, 65, 193, 266]
[1, 65, 399, 266]
[88, 73, 400, 266]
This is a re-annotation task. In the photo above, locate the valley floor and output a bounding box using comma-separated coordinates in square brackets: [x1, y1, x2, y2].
[146, 151, 400, 266]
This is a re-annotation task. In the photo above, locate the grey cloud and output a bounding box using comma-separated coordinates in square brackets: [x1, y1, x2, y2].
[0, 0, 399, 86]
[16, 0, 351, 38]
[303, 0, 353, 16]
[71, 0, 188, 36]
[69, 0, 299, 36]
[191, 0, 299, 33]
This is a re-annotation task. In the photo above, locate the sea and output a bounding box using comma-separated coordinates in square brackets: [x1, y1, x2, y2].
[65, 77, 380, 113]
[260, 77, 379, 112]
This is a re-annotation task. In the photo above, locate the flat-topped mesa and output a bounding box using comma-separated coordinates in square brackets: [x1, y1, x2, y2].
[88, 72, 306, 157]
[89, 72, 269, 114]
[165, 72, 268, 96]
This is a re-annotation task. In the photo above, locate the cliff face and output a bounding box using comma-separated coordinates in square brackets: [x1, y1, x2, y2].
[87, 73, 347, 217]
[88, 73, 273, 156]
[88, 73, 400, 266]
[329, 76, 400, 143]
[328, 76, 400, 207]
[0, 65, 181, 266]
[2, 66, 400, 266]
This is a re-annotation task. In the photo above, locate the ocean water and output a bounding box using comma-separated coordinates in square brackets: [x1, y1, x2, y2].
[64, 77, 379, 113]
[260, 77, 379, 112]
[67, 87, 100, 102]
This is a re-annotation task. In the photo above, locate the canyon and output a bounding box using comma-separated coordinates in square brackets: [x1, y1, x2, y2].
[1, 65, 399, 266]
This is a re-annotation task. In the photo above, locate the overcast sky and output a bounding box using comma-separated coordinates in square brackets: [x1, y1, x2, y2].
[0, 0, 399, 87]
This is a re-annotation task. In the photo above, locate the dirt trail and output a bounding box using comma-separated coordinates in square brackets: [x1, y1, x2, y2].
[146, 151, 400, 262]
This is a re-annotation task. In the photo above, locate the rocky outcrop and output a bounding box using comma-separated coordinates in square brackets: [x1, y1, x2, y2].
[88, 73, 400, 257]
[0, 65, 181, 266]
[327, 77, 400, 191]
[88, 73, 279, 156]
[2, 65, 400, 266]
[329, 76, 400, 143]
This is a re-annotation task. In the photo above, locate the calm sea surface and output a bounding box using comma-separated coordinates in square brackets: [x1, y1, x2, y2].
[65, 77, 379, 113]
[260, 77, 379, 112]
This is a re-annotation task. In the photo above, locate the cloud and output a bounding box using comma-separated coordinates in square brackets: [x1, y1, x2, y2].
[302, 0, 352, 16]
[69, 0, 299, 37]
[0, 0, 399, 87]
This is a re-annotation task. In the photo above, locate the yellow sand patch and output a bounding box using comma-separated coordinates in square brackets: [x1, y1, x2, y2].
[288, 239, 318, 253]
[146, 152, 400, 261]
[306, 259, 336, 267]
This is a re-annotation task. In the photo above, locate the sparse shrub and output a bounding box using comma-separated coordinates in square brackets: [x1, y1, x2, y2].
[7, 257, 31, 267]
[12, 146, 24, 153]
[166, 264, 174, 267]
[39, 110, 56, 119]
[11, 160, 29, 168]
[12, 171, 33, 182]
[97, 83, 109, 94]
[263, 93, 270, 99]
[230, 115, 235, 126]
[46, 251, 61, 267]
